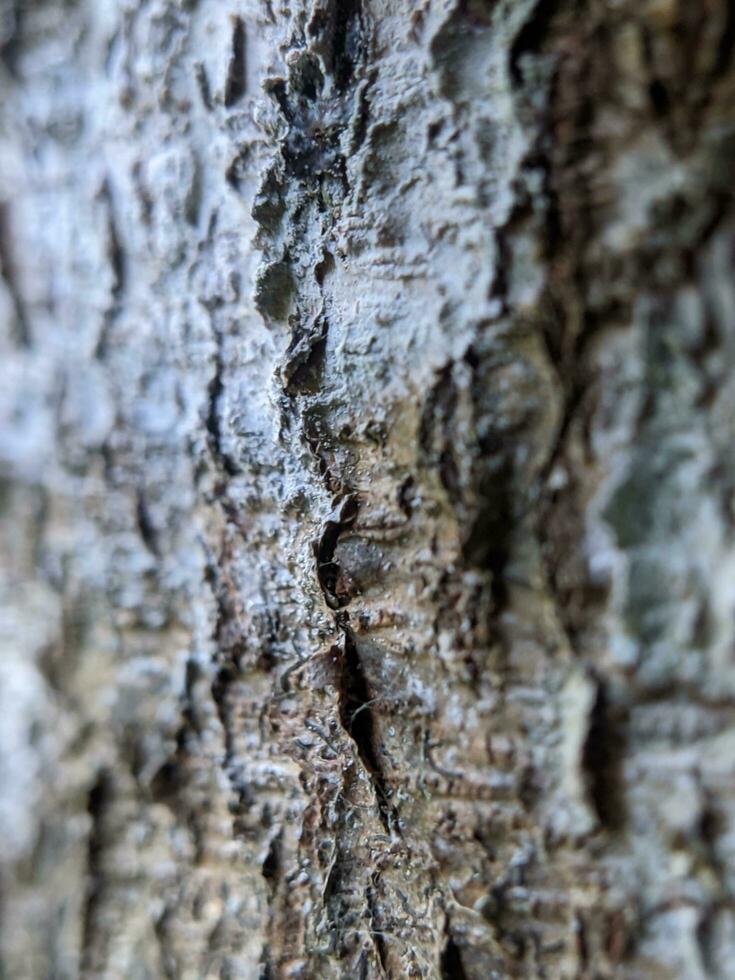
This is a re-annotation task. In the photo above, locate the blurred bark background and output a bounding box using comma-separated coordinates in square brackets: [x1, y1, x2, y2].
[2, 0, 735, 977]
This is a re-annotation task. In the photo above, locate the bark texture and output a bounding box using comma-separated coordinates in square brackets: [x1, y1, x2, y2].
[2, 0, 735, 977]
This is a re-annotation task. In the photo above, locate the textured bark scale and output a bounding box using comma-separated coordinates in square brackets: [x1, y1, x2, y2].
[2, 1, 735, 977]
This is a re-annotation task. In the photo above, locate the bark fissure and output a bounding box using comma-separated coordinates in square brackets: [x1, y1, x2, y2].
[224, 16, 247, 108]
[336, 620, 395, 834]
[0, 200, 30, 347]
[80, 772, 112, 978]
[5, 0, 735, 976]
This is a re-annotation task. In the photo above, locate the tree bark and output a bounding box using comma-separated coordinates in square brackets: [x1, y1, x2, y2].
[2, 0, 735, 977]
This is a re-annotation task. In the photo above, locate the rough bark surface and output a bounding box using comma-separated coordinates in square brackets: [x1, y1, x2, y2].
[2, 1, 735, 977]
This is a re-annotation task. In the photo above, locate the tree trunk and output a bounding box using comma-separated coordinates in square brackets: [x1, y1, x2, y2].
[2, 0, 735, 977]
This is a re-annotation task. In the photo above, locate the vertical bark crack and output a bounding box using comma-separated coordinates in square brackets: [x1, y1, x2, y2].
[337, 619, 395, 834]
[224, 17, 247, 107]
[80, 771, 112, 977]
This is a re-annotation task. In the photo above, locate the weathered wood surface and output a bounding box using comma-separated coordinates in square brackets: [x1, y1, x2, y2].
[2, 1, 735, 976]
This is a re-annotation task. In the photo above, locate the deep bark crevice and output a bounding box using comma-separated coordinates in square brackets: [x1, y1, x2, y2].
[80, 771, 112, 977]
[336, 622, 395, 833]
[224, 16, 247, 108]
[440, 931, 468, 980]
[581, 680, 626, 830]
